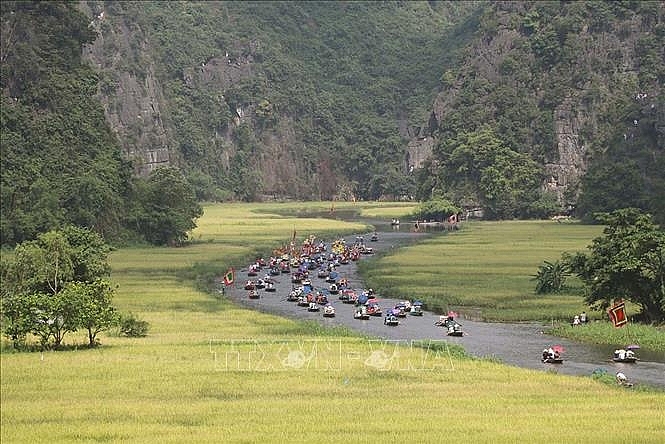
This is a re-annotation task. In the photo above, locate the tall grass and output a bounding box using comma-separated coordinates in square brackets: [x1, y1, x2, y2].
[2, 204, 663, 443]
[361, 220, 603, 322]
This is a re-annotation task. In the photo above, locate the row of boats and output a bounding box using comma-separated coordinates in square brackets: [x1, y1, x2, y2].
[237, 234, 466, 335]
[540, 345, 640, 364]
[237, 233, 646, 368]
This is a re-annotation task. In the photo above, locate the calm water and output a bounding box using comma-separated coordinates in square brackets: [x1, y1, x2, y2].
[227, 216, 665, 389]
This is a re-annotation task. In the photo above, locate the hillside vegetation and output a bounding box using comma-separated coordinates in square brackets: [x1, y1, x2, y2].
[1, 1, 664, 247]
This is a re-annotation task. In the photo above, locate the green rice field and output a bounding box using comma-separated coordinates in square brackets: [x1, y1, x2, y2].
[361, 220, 604, 321]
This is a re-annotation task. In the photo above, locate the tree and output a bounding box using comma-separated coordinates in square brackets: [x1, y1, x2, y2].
[565, 208, 665, 322]
[412, 198, 460, 222]
[28, 290, 80, 349]
[63, 280, 118, 347]
[131, 167, 203, 245]
[437, 127, 542, 219]
[532, 260, 570, 294]
[1, 226, 118, 349]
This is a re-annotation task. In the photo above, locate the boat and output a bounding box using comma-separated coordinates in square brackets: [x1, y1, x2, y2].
[447, 328, 464, 337]
[248, 290, 260, 299]
[409, 301, 424, 316]
[307, 302, 320, 312]
[384, 314, 399, 326]
[393, 302, 408, 317]
[612, 356, 638, 363]
[366, 300, 382, 316]
[435, 315, 464, 336]
[612, 348, 638, 363]
[339, 289, 357, 304]
[354, 306, 370, 320]
[264, 282, 276, 292]
[323, 304, 336, 317]
[244, 280, 256, 290]
[542, 346, 564, 364]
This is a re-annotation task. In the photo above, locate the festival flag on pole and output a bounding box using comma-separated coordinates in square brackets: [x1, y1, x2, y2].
[607, 300, 627, 328]
[223, 268, 235, 286]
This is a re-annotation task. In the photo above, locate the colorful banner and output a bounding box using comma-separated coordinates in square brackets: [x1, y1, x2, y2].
[223, 268, 235, 286]
[607, 300, 627, 328]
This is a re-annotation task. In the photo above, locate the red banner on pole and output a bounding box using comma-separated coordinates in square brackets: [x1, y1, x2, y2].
[607, 300, 627, 328]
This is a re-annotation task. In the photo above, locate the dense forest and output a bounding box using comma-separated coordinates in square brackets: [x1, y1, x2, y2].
[1, 1, 664, 247]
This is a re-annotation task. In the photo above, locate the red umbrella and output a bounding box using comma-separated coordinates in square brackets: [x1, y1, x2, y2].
[447, 311, 459, 318]
[551, 345, 565, 354]
[625, 344, 640, 350]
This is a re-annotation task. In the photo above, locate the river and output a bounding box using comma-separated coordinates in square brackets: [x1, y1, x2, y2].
[226, 220, 665, 389]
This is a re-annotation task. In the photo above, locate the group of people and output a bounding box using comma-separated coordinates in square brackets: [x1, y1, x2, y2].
[542, 347, 561, 361]
[571, 311, 588, 326]
[613, 349, 636, 360]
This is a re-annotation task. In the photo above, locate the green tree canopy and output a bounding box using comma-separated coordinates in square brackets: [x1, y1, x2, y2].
[434, 127, 542, 219]
[1, 226, 117, 348]
[412, 198, 460, 222]
[565, 208, 665, 323]
[130, 167, 203, 246]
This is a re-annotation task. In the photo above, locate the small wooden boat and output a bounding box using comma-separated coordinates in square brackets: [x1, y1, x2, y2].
[542, 357, 563, 364]
[323, 305, 336, 317]
[612, 356, 638, 363]
[384, 315, 399, 326]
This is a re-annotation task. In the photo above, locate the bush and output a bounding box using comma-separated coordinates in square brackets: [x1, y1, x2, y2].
[119, 313, 150, 337]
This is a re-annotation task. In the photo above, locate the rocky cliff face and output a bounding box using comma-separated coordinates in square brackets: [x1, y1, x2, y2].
[80, 2, 171, 176]
[79, 1, 311, 196]
[424, 2, 663, 208]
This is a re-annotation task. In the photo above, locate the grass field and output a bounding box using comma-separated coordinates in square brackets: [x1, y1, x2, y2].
[360, 220, 603, 321]
[2, 203, 664, 443]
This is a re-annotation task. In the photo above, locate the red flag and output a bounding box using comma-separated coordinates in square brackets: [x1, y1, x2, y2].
[223, 268, 235, 286]
[607, 300, 627, 327]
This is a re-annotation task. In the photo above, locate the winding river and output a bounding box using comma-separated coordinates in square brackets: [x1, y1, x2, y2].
[227, 219, 665, 389]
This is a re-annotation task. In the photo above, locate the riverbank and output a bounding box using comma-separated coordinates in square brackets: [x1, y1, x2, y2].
[227, 230, 665, 389]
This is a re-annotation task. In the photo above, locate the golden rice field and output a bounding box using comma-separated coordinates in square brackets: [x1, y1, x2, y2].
[2, 202, 664, 443]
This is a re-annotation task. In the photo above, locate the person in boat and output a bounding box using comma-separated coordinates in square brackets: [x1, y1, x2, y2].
[542, 349, 550, 361]
[579, 311, 587, 324]
[616, 349, 627, 360]
[547, 347, 557, 360]
[572, 315, 581, 326]
[625, 349, 635, 359]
